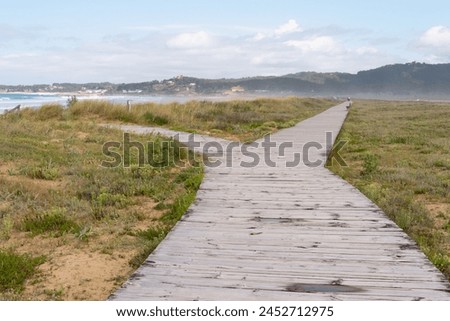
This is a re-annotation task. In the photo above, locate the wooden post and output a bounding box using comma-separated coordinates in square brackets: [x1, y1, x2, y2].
[127, 100, 132, 112]
[5, 104, 21, 114]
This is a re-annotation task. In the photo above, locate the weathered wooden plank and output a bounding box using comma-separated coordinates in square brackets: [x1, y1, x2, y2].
[127, 275, 450, 299]
[131, 266, 449, 291]
[113, 281, 447, 301]
[156, 243, 430, 260]
[148, 247, 428, 263]
[134, 261, 446, 284]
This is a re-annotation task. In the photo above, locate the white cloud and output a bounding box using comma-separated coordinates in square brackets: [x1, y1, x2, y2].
[274, 19, 302, 36]
[253, 32, 266, 41]
[0, 21, 398, 84]
[355, 46, 379, 55]
[166, 31, 214, 49]
[419, 26, 450, 47]
[284, 36, 341, 54]
[250, 53, 277, 66]
[416, 25, 450, 60]
[252, 19, 302, 41]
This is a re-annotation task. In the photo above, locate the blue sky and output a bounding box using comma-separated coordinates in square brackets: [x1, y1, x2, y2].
[1, 0, 449, 84]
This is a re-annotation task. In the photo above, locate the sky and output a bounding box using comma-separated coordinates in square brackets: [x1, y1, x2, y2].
[0, 0, 449, 84]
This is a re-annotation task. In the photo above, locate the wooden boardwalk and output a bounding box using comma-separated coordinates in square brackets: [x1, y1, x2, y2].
[111, 102, 450, 300]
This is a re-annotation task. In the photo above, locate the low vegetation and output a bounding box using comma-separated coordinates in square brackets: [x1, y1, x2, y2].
[329, 100, 450, 279]
[0, 251, 45, 293]
[10, 98, 448, 296]
[0, 106, 202, 299]
[68, 97, 333, 141]
[0, 97, 331, 300]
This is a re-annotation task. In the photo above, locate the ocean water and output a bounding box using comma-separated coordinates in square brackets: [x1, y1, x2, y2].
[0, 93, 221, 114]
[0, 93, 70, 112]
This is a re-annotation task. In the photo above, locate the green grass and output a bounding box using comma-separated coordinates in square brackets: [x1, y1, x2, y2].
[22, 208, 81, 237]
[67, 97, 334, 141]
[129, 226, 169, 269]
[0, 104, 205, 299]
[0, 250, 45, 292]
[329, 100, 450, 279]
[0, 97, 333, 299]
[18, 161, 60, 180]
[129, 165, 204, 268]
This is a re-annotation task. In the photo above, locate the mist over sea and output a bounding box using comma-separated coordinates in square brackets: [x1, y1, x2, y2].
[0, 93, 208, 113]
[0, 93, 69, 112]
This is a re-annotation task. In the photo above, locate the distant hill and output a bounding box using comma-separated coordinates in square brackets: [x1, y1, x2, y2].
[228, 62, 450, 98]
[1, 62, 450, 99]
[350, 62, 450, 98]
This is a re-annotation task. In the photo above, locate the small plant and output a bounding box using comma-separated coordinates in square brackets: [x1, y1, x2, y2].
[0, 250, 45, 292]
[35, 104, 64, 121]
[95, 192, 132, 208]
[19, 160, 59, 180]
[75, 225, 92, 241]
[361, 153, 379, 176]
[432, 159, 450, 170]
[138, 226, 167, 241]
[144, 112, 169, 126]
[67, 95, 78, 107]
[161, 191, 196, 222]
[430, 253, 450, 272]
[0, 214, 14, 240]
[22, 208, 80, 236]
[91, 205, 108, 220]
[129, 226, 169, 269]
[43, 288, 64, 300]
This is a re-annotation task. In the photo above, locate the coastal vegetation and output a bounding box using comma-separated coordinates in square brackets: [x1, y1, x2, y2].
[329, 100, 450, 279]
[0, 97, 330, 299]
[68, 97, 333, 141]
[0, 106, 202, 299]
[2, 97, 448, 300]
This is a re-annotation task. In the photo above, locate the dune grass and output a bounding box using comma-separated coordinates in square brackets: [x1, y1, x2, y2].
[0, 251, 45, 293]
[0, 96, 332, 299]
[2, 96, 448, 297]
[329, 100, 450, 279]
[0, 106, 202, 299]
[67, 97, 334, 141]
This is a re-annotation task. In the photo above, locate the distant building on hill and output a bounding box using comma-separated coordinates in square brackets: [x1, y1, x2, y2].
[231, 86, 245, 92]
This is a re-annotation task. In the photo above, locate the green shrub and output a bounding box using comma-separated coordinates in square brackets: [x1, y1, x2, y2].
[0, 214, 14, 240]
[36, 104, 64, 121]
[144, 112, 169, 126]
[161, 191, 196, 222]
[22, 208, 80, 236]
[361, 153, 379, 176]
[138, 226, 167, 241]
[20, 165, 59, 180]
[129, 226, 169, 268]
[95, 192, 132, 208]
[0, 251, 45, 292]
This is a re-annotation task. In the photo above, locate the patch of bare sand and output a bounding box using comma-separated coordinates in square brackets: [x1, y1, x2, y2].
[76, 131, 89, 140]
[0, 166, 65, 193]
[1, 196, 163, 300]
[0, 201, 10, 212]
[425, 202, 450, 228]
[3, 231, 129, 300]
[426, 202, 450, 214]
[27, 247, 134, 300]
[415, 195, 449, 227]
[130, 197, 162, 231]
[0, 162, 14, 175]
